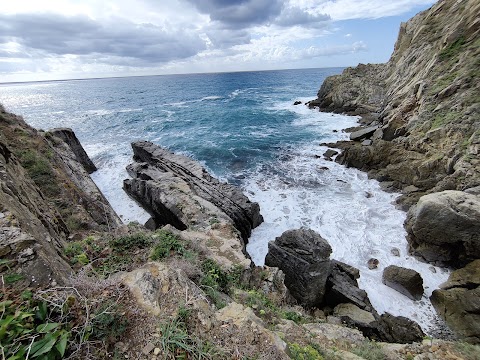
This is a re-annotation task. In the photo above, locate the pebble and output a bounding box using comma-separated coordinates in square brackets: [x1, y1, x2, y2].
[153, 348, 161, 356]
[142, 343, 155, 355]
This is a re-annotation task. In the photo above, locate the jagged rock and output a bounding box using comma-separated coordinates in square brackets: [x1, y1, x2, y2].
[378, 313, 424, 344]
[48, 128, 97, 173]
[324, 260, 373, 312]
[350, 126, 379, 141]
[405, 191, 480, 267]
[124, 141, 263, 244]
[293, 101, 302, 105]
[382, 265, 424, 300]
[323, 149, 338, 160]
[264, 228, 332, 308]
[430, 260, 480, 344]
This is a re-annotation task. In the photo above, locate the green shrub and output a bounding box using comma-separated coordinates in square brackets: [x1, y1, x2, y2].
[3, 273, 25, 284]
[17, 149, 60, 197]
[288, 343, 324, 360]
[150, 230, 184, 260]
[89, 301, 129, 342]
[109, 232, 153, 251]
[283, 311, 304, 324]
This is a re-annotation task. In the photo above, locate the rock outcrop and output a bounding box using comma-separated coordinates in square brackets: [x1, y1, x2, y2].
[0, 106, 121, 286]
[265, 228, 424, 343]
[123, 141, 263, 267]
[430, 260, 480, 344]
[309, 0, 480, 208]
[264, 228, 332, 308]
[382, 265, 424, 300]
[405, 190, 480, 267]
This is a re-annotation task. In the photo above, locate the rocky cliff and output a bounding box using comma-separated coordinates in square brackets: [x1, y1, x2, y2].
[310, 0, 480, 208]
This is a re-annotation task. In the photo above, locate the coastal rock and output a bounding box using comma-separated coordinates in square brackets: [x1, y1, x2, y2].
[430, 260, 480, 344]
[309, 0, 480, 203]
[48, 128, 97, 173]
[324, 260, 373, 312]
[350, 126, 379, 141]
[124, 141, 263, 243]
[405, 190, 480, 267]
[323, 149, 338, 160]
[382, 265, 424, 300]
[367, 258, 379, 270]
[264, 228, 332, 308]
[333, 303, 377, 334]
[378, 313, 424, 344]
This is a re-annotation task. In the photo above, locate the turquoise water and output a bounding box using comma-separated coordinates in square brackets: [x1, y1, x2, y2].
[0, 68, 449, 332]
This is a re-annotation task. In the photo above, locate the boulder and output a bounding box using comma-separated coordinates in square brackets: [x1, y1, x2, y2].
[378, 313, 424, 344]
[382, 265, 424, 300]
[350, 126, 379, 141]
[333, 303, 377, 335]
[405, 191, 480, 267]
[324, 260, 373, 312]
[430, 260, 480, 344]
[123, 141, 263, 242]
[293, 101, 302, 105]
[264, 229, 332, 308]
[367, 258, 379, 270]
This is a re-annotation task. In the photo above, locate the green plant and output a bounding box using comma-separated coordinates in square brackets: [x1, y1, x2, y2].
[288, 343, 324, 360]
[109, 232, 153, 252]
[3, 273, 25, 284]
[150, 230, 184, 260]
[64, 242, 84, 258]
[439, 36, 465, 61]
[0, 299, 69, 359]
[17, 149, 60, 197]
[350, 340, 386, 360]
[158, 319, 215, 359]
[283, 311, 304, 324]
[201, 259, 229, 292]
[89, 301, 129, 342]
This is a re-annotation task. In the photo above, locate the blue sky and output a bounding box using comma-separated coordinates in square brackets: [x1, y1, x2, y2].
[0, 1, 435, 82]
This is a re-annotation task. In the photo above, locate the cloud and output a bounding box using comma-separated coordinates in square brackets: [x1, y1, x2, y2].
[185, 0, 284, 28]
[305, 0, 436, 20]
[274, 7, 330, 28]
[0, 13, 206, 65]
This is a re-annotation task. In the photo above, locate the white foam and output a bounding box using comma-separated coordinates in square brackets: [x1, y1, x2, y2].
[201, 95, 223, 101]
[245, 111, 449, 334]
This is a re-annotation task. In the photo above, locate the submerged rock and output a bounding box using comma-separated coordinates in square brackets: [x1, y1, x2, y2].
[382, 265, 424, 300]
[405, 190, 480, 267]
[264, 228, 332, 308]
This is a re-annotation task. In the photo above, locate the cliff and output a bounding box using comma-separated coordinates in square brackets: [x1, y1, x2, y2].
[310, 0, 480, 208]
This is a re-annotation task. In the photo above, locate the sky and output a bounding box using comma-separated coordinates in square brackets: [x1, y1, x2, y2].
[0, 0, 436, 82]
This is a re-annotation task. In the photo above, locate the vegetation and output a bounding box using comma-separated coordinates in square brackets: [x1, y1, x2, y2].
[150, 230, 185, 260]
[350, 340, 386, 360]
[288, 343, 324, 360]
[17, 149, 60, 197]
[439, 36, 465, 61]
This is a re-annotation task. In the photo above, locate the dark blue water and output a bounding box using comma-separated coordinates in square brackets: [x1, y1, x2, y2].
[0, 68, 449, 329]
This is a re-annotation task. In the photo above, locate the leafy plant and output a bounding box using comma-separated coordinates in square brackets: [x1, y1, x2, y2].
[150, 230, 184, 260]
[283, 311, 304, 324]
[0, 299, 69, 359]
[3, 273, 25, 284]
[288, 343, 324, 360]
[350, 340, 386, 360]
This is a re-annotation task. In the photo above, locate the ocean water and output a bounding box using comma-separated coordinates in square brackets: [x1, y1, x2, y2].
[0, 68, 449, 333]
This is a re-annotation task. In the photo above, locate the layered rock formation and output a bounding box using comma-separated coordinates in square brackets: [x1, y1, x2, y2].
[0, 106, 121, 286]
[309, 0, 480, 208]
[123, 141, 263, 267]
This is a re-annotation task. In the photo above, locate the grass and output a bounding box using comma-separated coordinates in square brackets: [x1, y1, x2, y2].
[109, 232, 153, 251]
[430, 110, 459, 129]
[454, 342, 480, 360]
[350, 340, 386, 360]
[439, 36, 465, 61]
[17, 149, 60, 197]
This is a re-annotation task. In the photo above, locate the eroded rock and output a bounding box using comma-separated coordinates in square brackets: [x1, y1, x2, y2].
[382, 265, 424, 300]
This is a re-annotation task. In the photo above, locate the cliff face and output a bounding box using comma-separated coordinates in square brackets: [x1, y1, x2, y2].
[0, 105, 121, 286]
[311, 0, 480, 207]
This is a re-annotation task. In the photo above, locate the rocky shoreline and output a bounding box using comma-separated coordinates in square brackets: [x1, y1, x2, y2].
[307, 0, 480, 345]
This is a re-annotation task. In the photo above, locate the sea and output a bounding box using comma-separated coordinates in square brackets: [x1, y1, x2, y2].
[0, 68, 449, 333]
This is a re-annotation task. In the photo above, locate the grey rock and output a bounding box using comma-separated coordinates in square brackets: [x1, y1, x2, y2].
[350, 126, 379, 141]
[367, 258, 379, 269]
[382, 265, 424, 300]
[405, 191, 480, 267]
[323, 149, 339, 160]
[264, 228, 332, 308]
[391, 248, 400, 257]
[333, 303, 376, 330]
[123, 141, 263, 242]
[378, 313, 424, 344]
[48, 128, 97, 174]
[361, 139, 372, 146]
